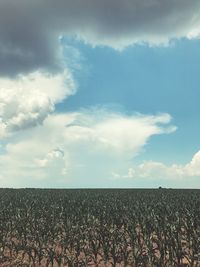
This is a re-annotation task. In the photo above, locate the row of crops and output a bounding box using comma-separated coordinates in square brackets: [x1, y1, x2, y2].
[0, 188, 199, 266]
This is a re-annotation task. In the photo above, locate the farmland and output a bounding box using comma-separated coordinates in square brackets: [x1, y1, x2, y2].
[0, 189, 199, 266]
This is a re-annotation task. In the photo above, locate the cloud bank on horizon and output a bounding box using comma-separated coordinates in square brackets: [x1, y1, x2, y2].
[0, 0, 200, 187]
[0, 110, 177, 187]
[112, 151, 200, 182]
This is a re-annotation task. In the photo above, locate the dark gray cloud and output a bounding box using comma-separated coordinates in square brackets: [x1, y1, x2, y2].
[0, 0, 200, 76]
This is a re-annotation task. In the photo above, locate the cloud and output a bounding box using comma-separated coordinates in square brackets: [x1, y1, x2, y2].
[35, 148, 68, 178]
[1, 0, 200, 75]
[0, 71, 76, 137]
[112, 151, 200, 187]
[0, 109, 175, 187]
[35, 148, 65, 168]
[73, 111, 175, 155]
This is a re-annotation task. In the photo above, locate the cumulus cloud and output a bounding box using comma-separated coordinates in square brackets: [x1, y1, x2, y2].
[67, 111, 176, 155]
[112, 151, 200, 187]
[35, 148, 68, 177]
[0, 71, 76, 137]
[36, 148, 65, 168]
[1, 0, 200, 75]
[0, 109, 175, 187]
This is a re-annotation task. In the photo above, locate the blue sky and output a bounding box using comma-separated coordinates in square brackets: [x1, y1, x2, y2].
[58, 38, 200, 165]
[0, 0, 200, 188]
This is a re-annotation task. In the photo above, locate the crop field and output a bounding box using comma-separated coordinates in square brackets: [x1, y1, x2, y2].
[0, 189, 199, 267]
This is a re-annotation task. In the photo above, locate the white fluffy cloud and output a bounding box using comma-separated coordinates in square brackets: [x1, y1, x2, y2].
[0, 110, 175, 187]
[112, 151, 200, 187]
[68, 111, 176, 155]
[1, 0, 200, 75]
[0, 71, 76, 137]
[35, 148, 68, 178]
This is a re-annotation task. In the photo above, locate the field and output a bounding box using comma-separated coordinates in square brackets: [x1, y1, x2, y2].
[0, 188, 199, 267]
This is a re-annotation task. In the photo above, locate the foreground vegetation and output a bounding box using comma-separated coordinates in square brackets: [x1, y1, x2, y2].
[0, 188, 199, 266]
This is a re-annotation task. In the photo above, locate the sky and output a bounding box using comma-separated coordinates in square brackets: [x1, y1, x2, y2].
[0, 0, 200, 188]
